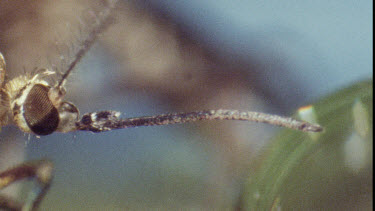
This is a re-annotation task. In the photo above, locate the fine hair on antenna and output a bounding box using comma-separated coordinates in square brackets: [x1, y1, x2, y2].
[55, 0, 117, 89]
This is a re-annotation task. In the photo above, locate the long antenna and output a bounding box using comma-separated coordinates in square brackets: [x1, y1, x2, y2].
[76, 109, 323, 133]
[56, 0, 118, 89]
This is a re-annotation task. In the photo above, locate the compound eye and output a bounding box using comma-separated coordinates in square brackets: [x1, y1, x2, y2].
[56, 102, 79, 133]
[24, 84, 59, 135]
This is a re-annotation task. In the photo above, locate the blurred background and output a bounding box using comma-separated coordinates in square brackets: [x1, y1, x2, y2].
[0, 0, 372, 210]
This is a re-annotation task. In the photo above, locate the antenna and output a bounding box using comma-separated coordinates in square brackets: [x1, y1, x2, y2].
[56, 0, 118, 89]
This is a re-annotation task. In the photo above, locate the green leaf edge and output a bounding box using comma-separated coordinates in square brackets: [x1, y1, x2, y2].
[241, 79, 373, 210]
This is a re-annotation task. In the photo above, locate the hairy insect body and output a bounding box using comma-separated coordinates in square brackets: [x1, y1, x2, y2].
[0, 59, 79, 135]
[0, 52, 8, 126]
[2, 74, 49, 133]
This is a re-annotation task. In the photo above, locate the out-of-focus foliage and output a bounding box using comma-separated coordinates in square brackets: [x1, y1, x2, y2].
[242, 80, 372, 210]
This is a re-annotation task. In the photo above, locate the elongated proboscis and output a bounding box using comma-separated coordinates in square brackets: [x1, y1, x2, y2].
[76, 109, 323, 133]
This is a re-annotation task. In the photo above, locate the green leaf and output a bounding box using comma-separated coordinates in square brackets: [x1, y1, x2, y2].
[242, 80, 372, 210]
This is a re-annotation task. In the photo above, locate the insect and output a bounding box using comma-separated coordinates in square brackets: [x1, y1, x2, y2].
[0, 51, 322, 136]
[0, 1, 323, 210]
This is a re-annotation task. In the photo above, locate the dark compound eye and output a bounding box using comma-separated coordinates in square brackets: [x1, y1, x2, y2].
[23, 84, 59, 135]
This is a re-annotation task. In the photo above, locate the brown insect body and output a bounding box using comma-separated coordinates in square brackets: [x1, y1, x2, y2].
[0, 63, 79, 135]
